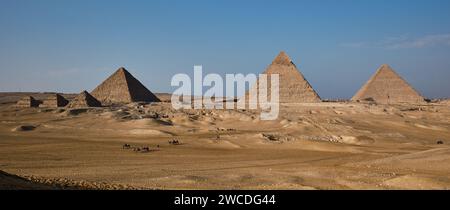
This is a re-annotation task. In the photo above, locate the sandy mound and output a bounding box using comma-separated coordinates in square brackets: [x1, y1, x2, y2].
[62, 108, 89, 116]
[12, 125, 37, 132]
[127, 129, 172, 136]
[0, 170, 139, 190]
[0, 170, 57, 190]
[261, 133, 297, 142]
[384, 175, 450, 190]
[339, 135, 375, 145]
[414, 123, 447, 131]
[217, 111, 255, 121]
[349, 148, 450, 173]
[438, 99, 450, 105]
[149, 118, 173, 126]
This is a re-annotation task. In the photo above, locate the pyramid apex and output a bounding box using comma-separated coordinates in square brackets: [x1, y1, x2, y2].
[380, 64, 392, 69]
[117, 67, 128, 72]
[377, 64, 395, 74]
[272, 51, 293, 65]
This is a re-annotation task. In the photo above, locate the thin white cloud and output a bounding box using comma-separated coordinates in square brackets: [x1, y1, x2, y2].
[341, 34, 450, 49]
[388, 34, 450, 49]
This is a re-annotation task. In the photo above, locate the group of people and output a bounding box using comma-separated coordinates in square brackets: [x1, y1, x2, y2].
[122, 144, 158, 153]
[122, 139, 181, 152]
[168, 139, 181, 145]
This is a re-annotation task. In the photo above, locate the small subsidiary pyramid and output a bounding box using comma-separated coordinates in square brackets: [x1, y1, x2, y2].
[40, 94, 69, 108]
[243, 51, 321, 103]
[16, 96, 40, 108]
[352, 64, 424, 104]
[67, 91, 102, 108]
[91, 67, 161, 104]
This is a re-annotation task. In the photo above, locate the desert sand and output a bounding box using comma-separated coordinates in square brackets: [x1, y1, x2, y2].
[1, 92, 450, 190]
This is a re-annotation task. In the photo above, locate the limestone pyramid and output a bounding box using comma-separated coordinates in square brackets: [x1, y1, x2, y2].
[352, 64, 424, 104]
[243, 51, 321, 103]
[40, 94, 69, 108]
[67, 91, 102, 108]
[91, 67, 161, 104]
[15, 96, 40, 108]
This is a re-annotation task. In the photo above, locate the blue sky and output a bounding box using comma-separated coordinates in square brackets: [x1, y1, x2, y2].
[1, 0, 449, 99]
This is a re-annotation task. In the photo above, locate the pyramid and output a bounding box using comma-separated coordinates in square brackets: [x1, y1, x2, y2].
[15, 96, 40, 108]
[40, 94, 69, 108]
[91, 67, 161, 104]
[67, 91, 102, 108]
[352, 64, 424, 104]
[243, 51, 321, 103]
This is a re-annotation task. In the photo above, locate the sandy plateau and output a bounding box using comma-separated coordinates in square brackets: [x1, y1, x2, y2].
[1, 93, 450, 190]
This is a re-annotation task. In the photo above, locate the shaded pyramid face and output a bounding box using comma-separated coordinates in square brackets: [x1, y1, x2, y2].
[91, 67, 161, 104]
[352, 64, 424, 104]
[245, 52, 321, 103]
[40, 94, 69, 107]
[67, 91, 102, 108]
[16, 96, 40, 108]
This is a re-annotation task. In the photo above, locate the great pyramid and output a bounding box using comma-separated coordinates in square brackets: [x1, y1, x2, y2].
[40, 94, 69, 108]
[243, 51, 321, 104]
[15, 96, 40, 108]
[67, 91, 102, 108]
[352, 64, 424, 104]
[91, 67, 161, 104]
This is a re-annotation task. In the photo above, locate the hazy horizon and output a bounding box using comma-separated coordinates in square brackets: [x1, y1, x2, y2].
[1, 0, 450, 99]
